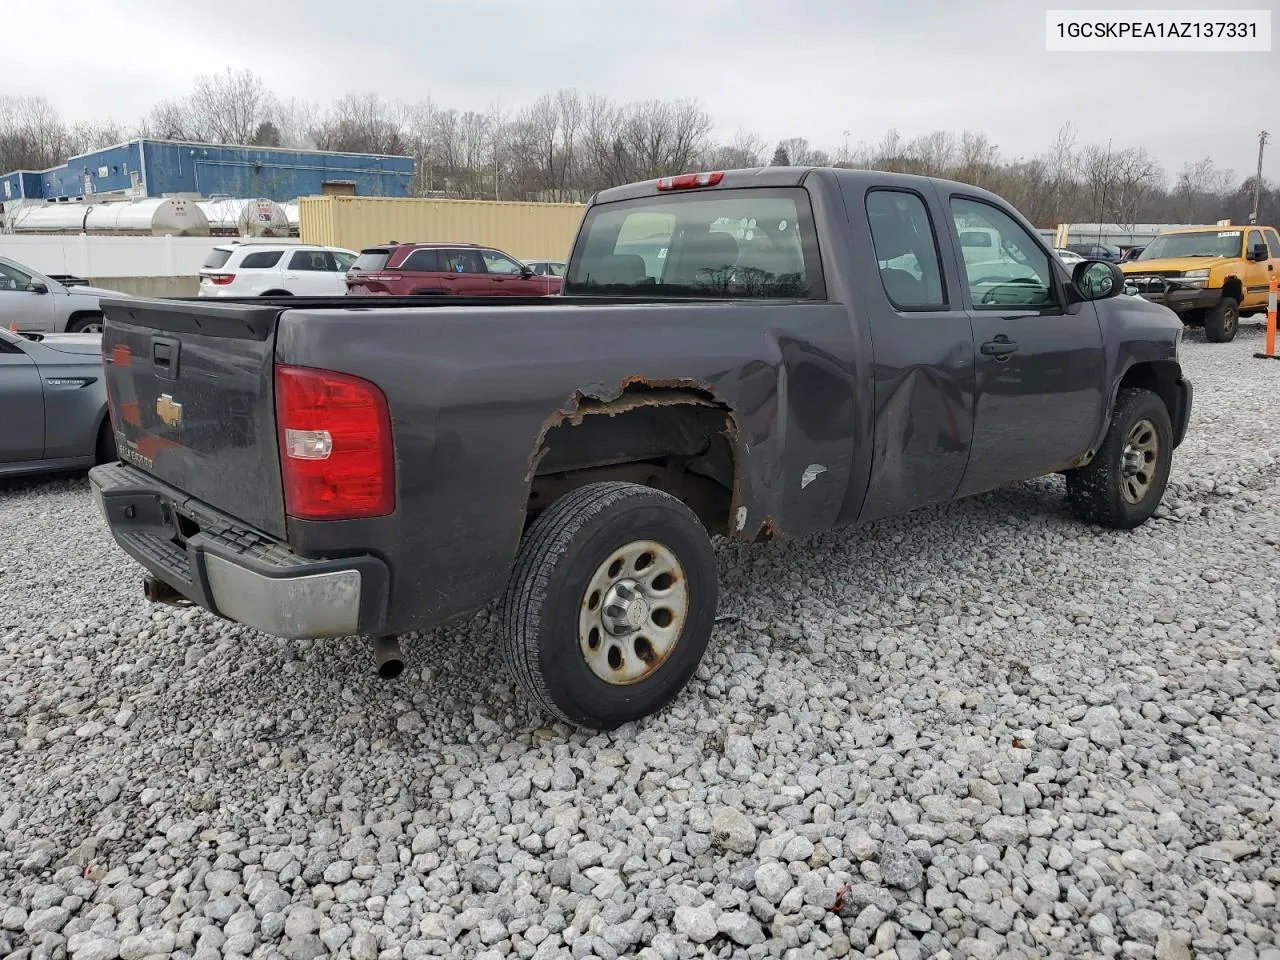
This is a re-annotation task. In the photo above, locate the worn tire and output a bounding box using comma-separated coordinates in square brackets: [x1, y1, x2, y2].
[1065, 388, 1172, 530]
[499, 481, 719, 729]
[1204, 297, 1239, 343]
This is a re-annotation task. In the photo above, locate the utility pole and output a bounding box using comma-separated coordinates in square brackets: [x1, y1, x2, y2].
[1251, 130, 1270, 224]
[1096, 138, 1112, 244]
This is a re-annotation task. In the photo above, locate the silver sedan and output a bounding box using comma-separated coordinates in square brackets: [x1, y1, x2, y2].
[0, 326, 116, 479]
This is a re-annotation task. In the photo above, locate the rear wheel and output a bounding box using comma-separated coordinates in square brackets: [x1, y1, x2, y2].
[1204, 297, 1239, 343]
[67, 312, 103, 334]
[1065, 387, 1172, 529]
[499, 481, 719, 729]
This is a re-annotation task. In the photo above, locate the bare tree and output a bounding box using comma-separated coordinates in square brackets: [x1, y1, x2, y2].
[516, 90, 583, 202]
[776, 137, 827, 166]
[954, 131, 999, 187]
[312, 93, 407, 155]
[910, 131, 957, 176]
[1172, 157, 1234, 221]
[1079, 142, 1117, 223]
[275, 98, 322, 150]
[66, 119, 126, 156]
[621, 99, 713, 182]
[1109, 147, 1163, 225]
[702, 130, 767, 170]
[580, 94, 631, 191]
[192, 69, 277, 145]
[0, 96, 75, 170]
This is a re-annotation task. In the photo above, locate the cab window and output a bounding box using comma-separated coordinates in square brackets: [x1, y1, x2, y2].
[566, 187, 824, 299]
[949, 197, 1054, 308]
[865, 189, 946, 310]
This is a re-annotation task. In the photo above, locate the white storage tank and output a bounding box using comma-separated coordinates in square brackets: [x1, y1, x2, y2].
[11, 198, 210, 236]
[197, 198, 291, 238]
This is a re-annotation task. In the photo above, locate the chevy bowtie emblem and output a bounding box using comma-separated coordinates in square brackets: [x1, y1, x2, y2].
[156, 393, 183, 427]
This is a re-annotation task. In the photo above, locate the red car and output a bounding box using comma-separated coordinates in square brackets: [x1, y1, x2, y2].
[345, 243, 563, 296]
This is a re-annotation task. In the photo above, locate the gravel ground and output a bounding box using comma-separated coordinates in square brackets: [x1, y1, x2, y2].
[2, 323, 1278, 960]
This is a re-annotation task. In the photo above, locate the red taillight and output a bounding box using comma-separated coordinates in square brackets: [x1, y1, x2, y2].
[274, 364, 395, 521]
[104, 343, 129, 422]
[656, 171, 724, 191]
[205, 273, 235, 285]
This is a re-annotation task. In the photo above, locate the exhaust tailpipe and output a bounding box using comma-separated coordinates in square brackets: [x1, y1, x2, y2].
[372, 635, 405, 680]
[143, 576, 193, 607]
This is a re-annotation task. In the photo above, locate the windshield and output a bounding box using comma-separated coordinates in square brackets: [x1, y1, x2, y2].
[352, 250, 391, 271]
[1139, 231, 1241, 260]
[565, 186, 825, 299]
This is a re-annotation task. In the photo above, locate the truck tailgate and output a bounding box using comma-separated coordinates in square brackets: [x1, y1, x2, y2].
[101, 299, 288, 539]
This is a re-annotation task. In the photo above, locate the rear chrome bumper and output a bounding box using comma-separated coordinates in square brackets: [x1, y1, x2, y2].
[89, 461, 388, 639]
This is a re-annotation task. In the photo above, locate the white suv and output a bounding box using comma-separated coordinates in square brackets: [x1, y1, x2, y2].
[198, 243, 358, 298]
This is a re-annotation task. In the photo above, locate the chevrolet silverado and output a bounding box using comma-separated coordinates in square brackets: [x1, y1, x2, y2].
[90, 166, 1193, 730]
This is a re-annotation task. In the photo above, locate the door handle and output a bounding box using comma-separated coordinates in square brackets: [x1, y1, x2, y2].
[980, 337, 1018, 358]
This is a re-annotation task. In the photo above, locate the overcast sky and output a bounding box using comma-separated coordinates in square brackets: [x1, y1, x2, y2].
[11, 0, 1278, 184]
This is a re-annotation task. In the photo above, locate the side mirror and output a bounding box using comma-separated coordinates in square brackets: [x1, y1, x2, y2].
[29, 282, 49, 294]
[1073, 260, 1123, 301]
[519, 265, 534, 278]
[1249, 243, 1269, 262]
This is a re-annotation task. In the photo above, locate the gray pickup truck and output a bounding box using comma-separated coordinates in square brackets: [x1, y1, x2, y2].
[90, 166, 1192, 730]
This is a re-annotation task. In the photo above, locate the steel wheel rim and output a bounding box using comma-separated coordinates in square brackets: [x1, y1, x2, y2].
[1224, 305, 1238, 336]
[81, 322, 103, 334]
[1120, 418, 1159, 504]
[579, 539, 689, 685]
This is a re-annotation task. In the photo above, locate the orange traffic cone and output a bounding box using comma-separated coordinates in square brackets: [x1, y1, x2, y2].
[1255, 274, 1279, 361]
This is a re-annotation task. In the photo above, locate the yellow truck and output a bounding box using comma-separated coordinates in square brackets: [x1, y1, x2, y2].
[1120, 224, 1279, 342]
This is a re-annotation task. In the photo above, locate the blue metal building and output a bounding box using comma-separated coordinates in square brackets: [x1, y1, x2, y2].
[1, 170, 45, 203]
[4, 139, 415, 203]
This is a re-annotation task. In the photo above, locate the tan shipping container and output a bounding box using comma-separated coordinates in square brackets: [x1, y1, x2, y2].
[299, 195, 587, 262]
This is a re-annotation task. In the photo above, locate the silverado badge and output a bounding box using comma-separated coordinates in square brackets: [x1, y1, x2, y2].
[156, 393, 183, 427]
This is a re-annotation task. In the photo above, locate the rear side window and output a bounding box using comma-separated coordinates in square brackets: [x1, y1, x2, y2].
[441, 249, 485, 274]
[353, 249, 391, 271]
[400, 249, 441, 272]
[865, 190, 946, 310]
[289, 250, 335, 271]
[202, 249, 232, 269]
[566, 186, 825, 299]
[333, 251, 356, 271]
[239, 251, 283, 269]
